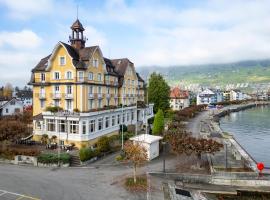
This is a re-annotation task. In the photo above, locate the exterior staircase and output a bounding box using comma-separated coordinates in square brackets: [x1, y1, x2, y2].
[70, 154, 81, 167]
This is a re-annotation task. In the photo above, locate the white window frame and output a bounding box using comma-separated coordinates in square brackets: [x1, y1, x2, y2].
[93, 59, 99, 68]
[89, 119, 96, 133]
[78, 71, 84, 82]
[88, 72, 93, 80]
[66, 85, 72, 94]
[59, 56, 66, 66]
[54, 71, 60, 80]
[97, 73, 102, 82]
[66, 71, 72, 79]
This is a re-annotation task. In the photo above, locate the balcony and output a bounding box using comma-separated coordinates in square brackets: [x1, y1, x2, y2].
[65, 93, 73, 99]
[52, 93, 61, 99]
[88, 93, 94, 99]
[106, 94, 111, 99]
[98, 94, 103, 99]
[114, 94, 118, 99]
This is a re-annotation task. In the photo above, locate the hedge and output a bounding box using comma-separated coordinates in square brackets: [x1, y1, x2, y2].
[79, 148, 99, 162]
[37, 153, 71, 164]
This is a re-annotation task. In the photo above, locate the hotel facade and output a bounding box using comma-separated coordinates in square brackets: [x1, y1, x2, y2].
[29, 19, 154, 148]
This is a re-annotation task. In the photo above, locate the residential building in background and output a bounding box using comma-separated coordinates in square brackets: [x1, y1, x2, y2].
[28, 19, 153, 148]
[0, 98, 23, 116]
[14, 89, 33, 108]
[196, 88, 223, 105]
[230, 89, 244, 101]
[170, 87, 190, 110]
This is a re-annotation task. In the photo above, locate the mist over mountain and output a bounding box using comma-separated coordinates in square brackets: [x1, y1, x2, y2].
[137, 59, 270, 87]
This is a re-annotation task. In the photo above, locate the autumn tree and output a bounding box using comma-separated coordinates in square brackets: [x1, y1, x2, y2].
[124, 141, 148, 183]
[152, 109, 165, 135]
[0, 120, 28, 142]
[3, 83, 13, 98]
[148, 72, 170, 113]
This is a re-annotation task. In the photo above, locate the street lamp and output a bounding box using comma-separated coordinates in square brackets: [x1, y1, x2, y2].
[162, 141, 167, 173]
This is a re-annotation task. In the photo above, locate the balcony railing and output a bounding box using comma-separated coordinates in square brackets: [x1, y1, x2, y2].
[98, 94, 103, 99]
[51, 93, 61, 99]
[65, 93, 73, 99]
[88, 93, 94, 99]
[38, 93, 46, 99]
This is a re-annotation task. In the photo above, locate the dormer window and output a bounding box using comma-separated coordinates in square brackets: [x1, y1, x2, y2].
[93, 59, 98, 67]
[59, 56, 66, 66]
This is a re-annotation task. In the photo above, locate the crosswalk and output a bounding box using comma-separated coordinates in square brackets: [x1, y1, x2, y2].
[0, 189, 40, 200]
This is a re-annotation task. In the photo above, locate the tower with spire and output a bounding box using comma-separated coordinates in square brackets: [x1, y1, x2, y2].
[69, 19, 87, 49]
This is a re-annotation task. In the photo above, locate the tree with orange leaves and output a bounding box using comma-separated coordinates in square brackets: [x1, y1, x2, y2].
[124, 141, 148, 183]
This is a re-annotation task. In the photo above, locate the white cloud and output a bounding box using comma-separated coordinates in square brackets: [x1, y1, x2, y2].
[0, 29, 44, 86]
[0, 0, 53, 20]
[84, 26, 107, 48]
[0, 30, 42, 49]
[93, 0, 270, 66]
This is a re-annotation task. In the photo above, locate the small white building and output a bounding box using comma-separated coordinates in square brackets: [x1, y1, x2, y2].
[130, 134, 163, 160]
[0, 98, 23, 116]
[230, 90, 244, 101]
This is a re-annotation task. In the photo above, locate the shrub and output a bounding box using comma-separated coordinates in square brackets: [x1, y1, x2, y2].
[153, 109, 165, 135]
[79, 147, 97, 162]
[97, 136, 110, 153]
[73, 108, 80, 113]
[45, 106, 63, 113]
[37, 153, 70, 164]
[115, 154, 124, 161]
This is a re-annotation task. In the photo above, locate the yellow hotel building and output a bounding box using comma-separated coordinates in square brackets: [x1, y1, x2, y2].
[29, 19, 154, 148]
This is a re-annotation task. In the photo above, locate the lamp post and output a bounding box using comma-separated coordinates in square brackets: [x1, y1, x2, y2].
[121, 94, 124, 150]
[162, 141, 167, 173]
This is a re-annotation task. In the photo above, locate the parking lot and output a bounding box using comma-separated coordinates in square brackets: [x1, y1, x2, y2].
[0, 189, 40, 200]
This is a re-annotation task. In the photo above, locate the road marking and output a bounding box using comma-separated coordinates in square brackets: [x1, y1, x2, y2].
[0, 191, 6, 196]
[0, 189, 40, 200]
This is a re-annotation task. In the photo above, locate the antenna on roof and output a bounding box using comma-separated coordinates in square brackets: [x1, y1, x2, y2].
[76, 5, 79, 19]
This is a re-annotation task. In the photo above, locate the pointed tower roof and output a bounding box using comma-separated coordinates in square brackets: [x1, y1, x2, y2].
[71, 19, 85, 31]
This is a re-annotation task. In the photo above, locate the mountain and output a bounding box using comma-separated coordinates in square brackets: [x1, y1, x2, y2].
[137, 59, 270, 87]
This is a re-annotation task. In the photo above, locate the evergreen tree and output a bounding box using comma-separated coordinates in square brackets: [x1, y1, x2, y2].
[152, 109, 165, 135]
[148, 72, 170, 113]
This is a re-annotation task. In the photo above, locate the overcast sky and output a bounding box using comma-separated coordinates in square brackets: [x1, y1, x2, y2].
[0, 0, 270, 86]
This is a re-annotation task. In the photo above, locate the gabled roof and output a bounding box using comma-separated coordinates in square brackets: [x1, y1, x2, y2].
[170, 87, 189, 99]
[30, 42, 144, 85]
[0, 98, 23, 109]
[136, 73, 144, 82]
[111, 58, 133, 76]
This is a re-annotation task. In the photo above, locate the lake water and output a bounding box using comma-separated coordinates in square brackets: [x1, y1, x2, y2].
[220, 105, 270, 167]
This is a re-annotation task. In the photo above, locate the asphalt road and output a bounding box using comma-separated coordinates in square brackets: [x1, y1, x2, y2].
[0, 163, 145, 200]
[0, 152, 171, 200]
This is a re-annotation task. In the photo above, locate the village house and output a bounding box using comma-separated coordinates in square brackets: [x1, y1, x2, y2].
[196, 88, 223, 105]
[28, 19, 153, 148]
[0, 98, 23, 116]
[230, 89, 244, 101]
[170, 87, 190, 110]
